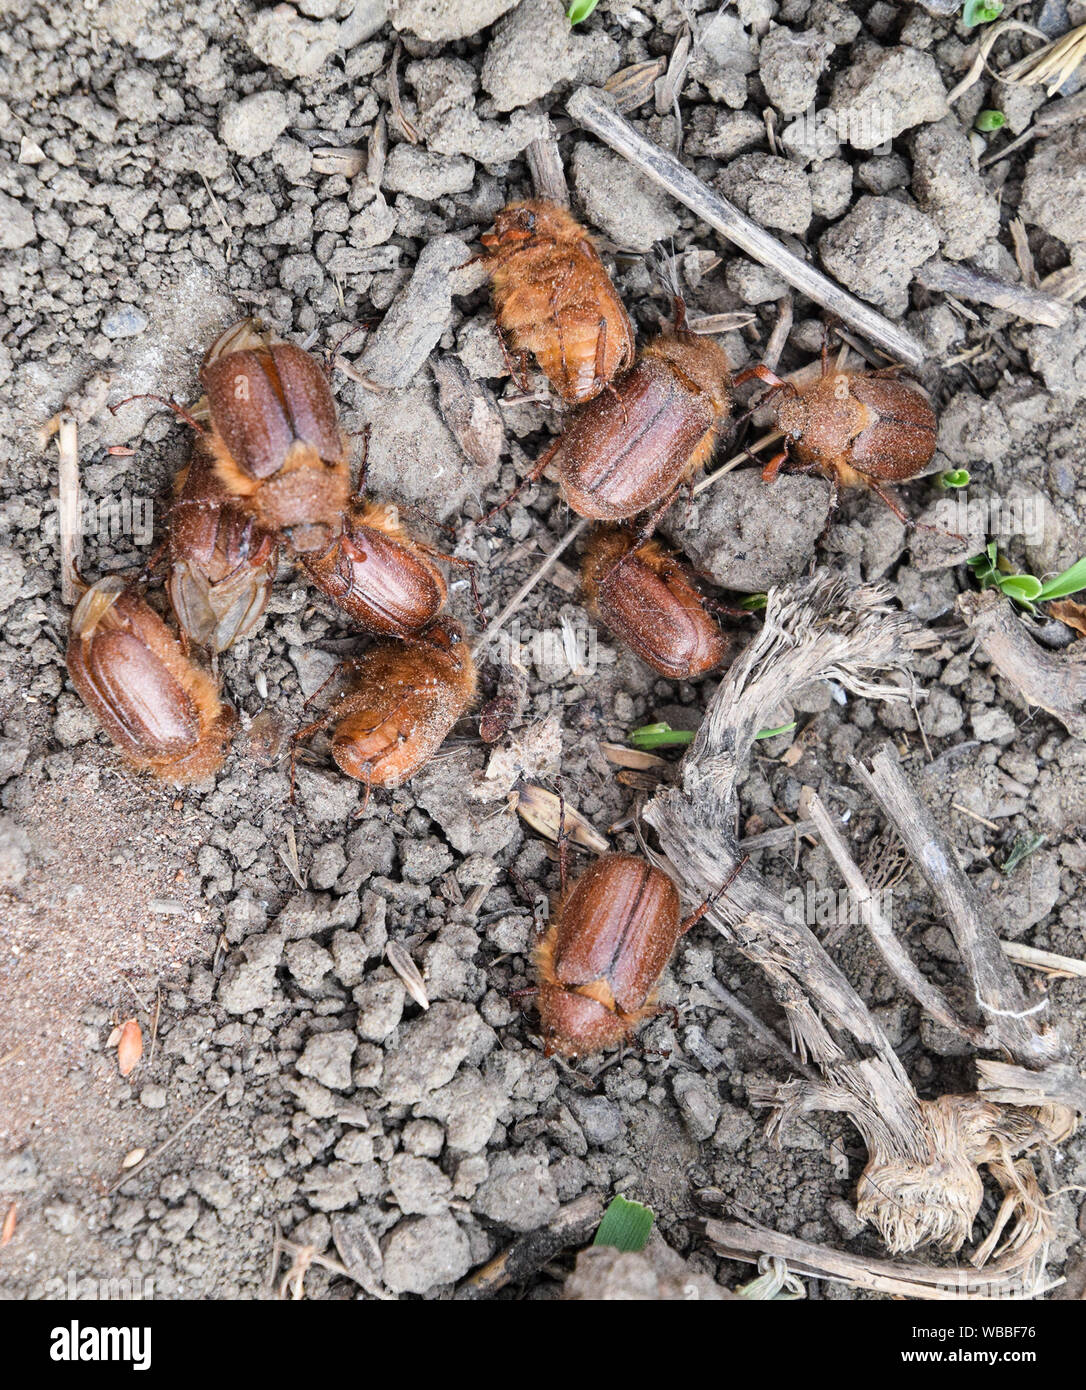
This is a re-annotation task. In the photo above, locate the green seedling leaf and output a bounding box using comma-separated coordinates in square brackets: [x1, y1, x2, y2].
[630, 722, 696, 751]
[756, 721, 797, 740]
[1000, 832, 1046, 876]
[963, 0, 1004, 25]
[975, 110, 1006, 132]
[937, 469, 970, 488]
[968, 541, 1000, 586]
[567, 0, 600, 22]
[1038, 556, 1086, 602]
[593, 1194, 655, 1252]
[998, 573, 1043, 603]
[740, 593, 768, 611]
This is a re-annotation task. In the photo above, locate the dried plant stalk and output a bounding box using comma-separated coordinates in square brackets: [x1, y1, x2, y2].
[959, 588, 1086, 739]
[526, 134, 569, 207]
[705, 1214, 1056, 1300]
[798, 785, 981, 1044]
[57, 415, 81, 606]
[643, 573, 1069, 1264]
[566, 87, 926, 367]
[915, 256, 1070, 329]
[851, 743, 1065, 1070]
[1000, 22, 1086, 94]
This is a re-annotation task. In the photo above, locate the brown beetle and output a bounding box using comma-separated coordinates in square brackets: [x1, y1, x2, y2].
[482, 199, 635, 405]
[299, 489, 474, 638]
[736, 348, 936, 523]
[581, 527, 731, 680]
[295, 618, 476, 796]
[534, 852, 738, 1058]
[200, 319, 351, 553]
[167, 439, 279, 654]
[494, 324, 731, 525]
[67, 576, 235, 783]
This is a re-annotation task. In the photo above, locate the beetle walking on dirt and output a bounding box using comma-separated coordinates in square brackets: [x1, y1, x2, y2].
[300, 430, 481, 638]
[293, 618, 477, 801]
[529, 849, 744, 1058]
[198, 319, 351, 553]
[581, 527, 732, 681]
[735, 338, 937, 524]
[67, 575, 236, 783]
[481, 199, 635, 406]
[488, 313, 732, 528]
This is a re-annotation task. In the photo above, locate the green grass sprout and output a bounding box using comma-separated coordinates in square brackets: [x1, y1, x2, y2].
[630, 722, 696, 751]
[567, 0, 600, 23]
[1000, 833, 1046, 876]
[593, 1195, 655, 1252]
[969, 544, 1086, 611]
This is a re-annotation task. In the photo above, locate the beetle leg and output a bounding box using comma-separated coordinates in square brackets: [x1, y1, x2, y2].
[480, 437, 560, 524]
[866, 478, 965, 541]
[604, 378, 628, 426]
[434, 550, 486, 629]
[351, 771, 374, 819]
[495, 322, 531, 393]
[679, 855, 748, 933]
[625, 481, 686, 554]
[760, 449, 791, 484]
[866, 478, 912, 527]
[298, 660, 354, 715]
[548, 262, 580, 396]
[324, 322, 372, 378]
[136, 539, 169, 584]
[812, 475, 840, 549]
[732, 364, 791, 393]
[705, 596, 755, 621]
[591, 314, 610, 401]
[109, 393, 207, 436]
[352, 423, 372, 502]
[556, 791, 570, 897]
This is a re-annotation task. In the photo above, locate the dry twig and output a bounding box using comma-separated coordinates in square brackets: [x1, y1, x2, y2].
[455, 1194, 603, 1299]
[526, 132, 569, 207]
[958, 588, 1086, 739]
[57, 416, 81, 606]
[565, 87, 926, 368]
[915, 257, 1070, 330]
[851, 743, 1064, 1070]
[798, 785, 981, 1043]
[705, 1215, 1058, 1300]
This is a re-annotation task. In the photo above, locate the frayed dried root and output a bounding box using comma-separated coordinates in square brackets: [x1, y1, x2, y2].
[756, 1078, 1061, 1263]
[645, 571, 1079, 1268]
